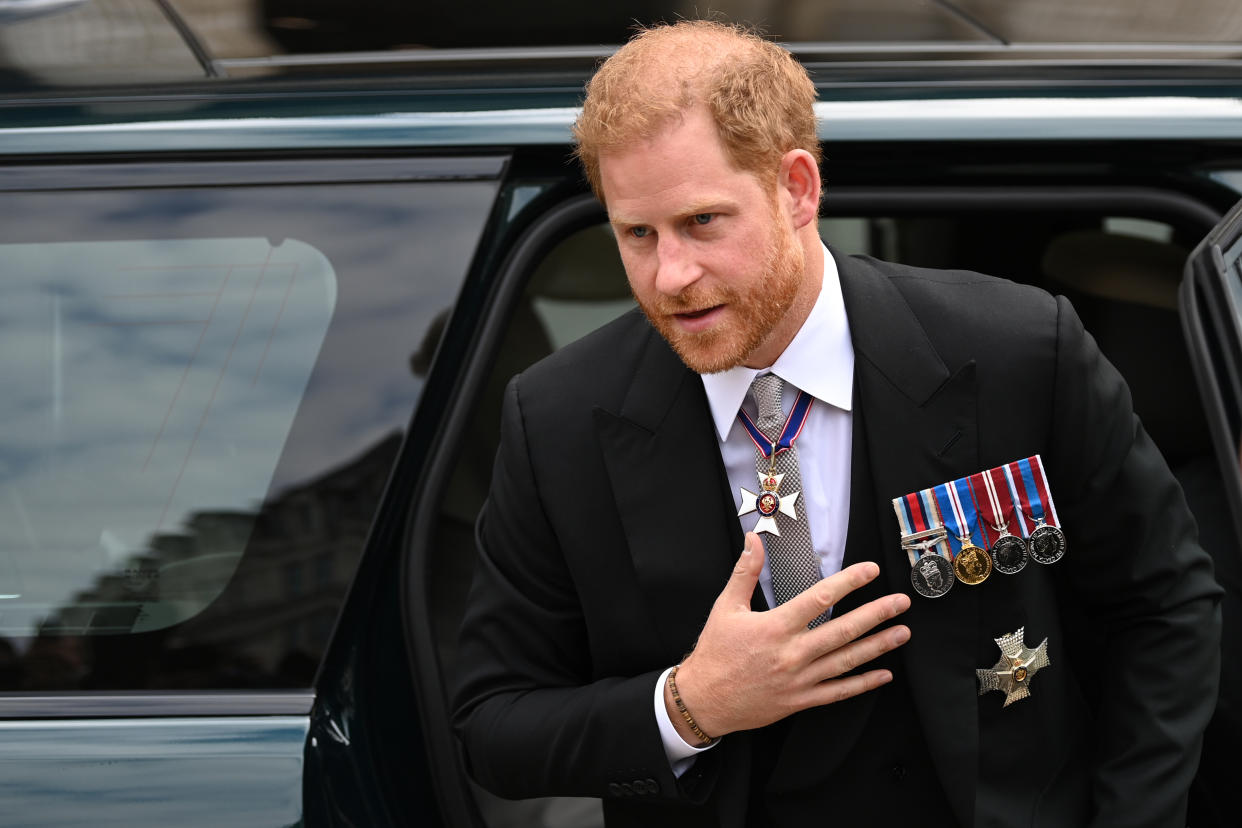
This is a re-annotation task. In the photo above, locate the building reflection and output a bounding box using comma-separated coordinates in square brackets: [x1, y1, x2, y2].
[8, 431, 402, 692]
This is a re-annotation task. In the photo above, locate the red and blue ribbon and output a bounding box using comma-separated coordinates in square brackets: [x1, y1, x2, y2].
[737, 385, 814, 459]
[1005, 455, 1060, 528]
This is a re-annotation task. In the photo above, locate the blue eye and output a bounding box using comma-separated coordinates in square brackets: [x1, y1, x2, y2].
[630, 226, 649, 239]
[693, 214, 713, 225]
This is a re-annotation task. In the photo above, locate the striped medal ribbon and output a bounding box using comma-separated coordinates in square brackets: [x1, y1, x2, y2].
[893, 488, 955, 598]
[971, 466, 1029, 575]
[1005, 455, 1066, 565]
[935, 478, 992, 585]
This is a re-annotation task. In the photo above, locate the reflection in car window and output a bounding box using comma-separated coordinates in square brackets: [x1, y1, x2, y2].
[0, 175, 497, 691]
[0, 237, 333, 636]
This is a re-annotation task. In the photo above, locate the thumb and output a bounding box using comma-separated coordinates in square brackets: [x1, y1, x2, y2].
[718, 532, 764, 608]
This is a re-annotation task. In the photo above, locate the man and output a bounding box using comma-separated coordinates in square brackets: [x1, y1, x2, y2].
[453, 20, 1220, 827]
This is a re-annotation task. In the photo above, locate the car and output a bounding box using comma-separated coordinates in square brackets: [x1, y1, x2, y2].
[2, 1, 1242, 826]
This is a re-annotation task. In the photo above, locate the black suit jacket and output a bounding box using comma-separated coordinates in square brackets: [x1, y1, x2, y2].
[453, 250, 1221, 826]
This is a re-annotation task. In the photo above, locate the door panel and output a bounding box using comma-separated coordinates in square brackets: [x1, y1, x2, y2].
[0, 716, 307, 828]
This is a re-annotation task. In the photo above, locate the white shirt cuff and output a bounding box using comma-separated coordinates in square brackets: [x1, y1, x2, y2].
[654, 666, 719, 777]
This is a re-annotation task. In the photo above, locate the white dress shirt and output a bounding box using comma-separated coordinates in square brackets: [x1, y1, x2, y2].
[654, 244, 856, 773]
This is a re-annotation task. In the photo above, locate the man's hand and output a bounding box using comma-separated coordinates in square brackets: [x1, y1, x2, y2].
[665, 532, 911, 742]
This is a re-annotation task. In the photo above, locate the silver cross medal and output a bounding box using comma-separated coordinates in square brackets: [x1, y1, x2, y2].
[738, 467, 799, 536]
[977, 626, 1051, 707]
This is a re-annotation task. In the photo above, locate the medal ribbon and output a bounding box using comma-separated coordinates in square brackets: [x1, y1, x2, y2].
[952, 477, 980, 546]
[893, 494, 914, 538]
[1004, 457, 1042, 529]
[1007, 454, 1061, 527]
[1035, 455, 1060, 526]
[894, 490, 937, 565]
[965, 473, 996, 549]
[971, 467, 1022, 540]
[893, 489, 950, 565]
[920, 488, 953, 560]
[997, 465, 1031, 538]
[737, 387, 814, 459]
[933, 479, 977, 557]
[931, 483, 962, 557]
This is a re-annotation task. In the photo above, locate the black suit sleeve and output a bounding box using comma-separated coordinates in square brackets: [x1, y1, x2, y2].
[1047, 295, 1222, 827]
[451, 375, 719, 807]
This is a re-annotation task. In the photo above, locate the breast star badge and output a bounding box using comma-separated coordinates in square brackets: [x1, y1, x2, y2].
[976, 626, 1050, 707]
[738, 472, 799, 536]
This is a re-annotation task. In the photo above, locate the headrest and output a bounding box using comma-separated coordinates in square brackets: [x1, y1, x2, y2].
[1041, 230, 1186, 311]
[527, 224, 632, 302]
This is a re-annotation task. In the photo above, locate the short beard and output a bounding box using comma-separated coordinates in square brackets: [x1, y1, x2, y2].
[636, 207, 805, 374]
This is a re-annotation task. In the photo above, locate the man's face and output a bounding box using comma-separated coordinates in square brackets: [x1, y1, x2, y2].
[598, 107, 808, 373]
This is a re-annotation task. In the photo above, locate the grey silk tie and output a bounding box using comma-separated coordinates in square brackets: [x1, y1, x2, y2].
[749, 374, 824, 620]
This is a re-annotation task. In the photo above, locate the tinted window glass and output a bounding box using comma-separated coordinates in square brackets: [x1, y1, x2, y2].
[0, 237, 333, 637]
[0, 169, 498, 691]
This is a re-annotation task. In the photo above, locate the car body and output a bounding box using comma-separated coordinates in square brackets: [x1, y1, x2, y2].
[2, 2, 1242, 826]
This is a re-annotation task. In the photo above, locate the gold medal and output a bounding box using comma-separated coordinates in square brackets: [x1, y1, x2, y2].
[953, 542, 992, 585]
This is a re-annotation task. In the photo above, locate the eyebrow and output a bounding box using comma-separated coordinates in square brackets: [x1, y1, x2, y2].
[608, 199, 738, 228]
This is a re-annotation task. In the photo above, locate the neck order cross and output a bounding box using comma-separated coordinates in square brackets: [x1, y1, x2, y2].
[737, 374, 823, 620]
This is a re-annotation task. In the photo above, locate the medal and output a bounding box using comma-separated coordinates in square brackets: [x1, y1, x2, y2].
[894, 489, 955, 598]
[976, 626, 1051, 707]
[1028, 523, 1066, 565]
[910, 551, 954, 599]
[934, 478, 991, 586]
[972, 468, 1028, 575]
[736, 386, 813, 537]
[738, 472, 799, 535]
[1006, 456, 1066, 565]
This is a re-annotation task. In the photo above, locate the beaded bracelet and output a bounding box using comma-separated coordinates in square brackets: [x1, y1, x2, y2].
[667, 664, 717, 746]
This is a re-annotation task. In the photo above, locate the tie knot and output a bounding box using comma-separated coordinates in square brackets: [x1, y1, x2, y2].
[750, 373, 785, 433]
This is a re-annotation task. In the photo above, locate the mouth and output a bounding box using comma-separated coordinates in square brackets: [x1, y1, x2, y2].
[674, 304, 722, 321]
[671, 304, 725, 332]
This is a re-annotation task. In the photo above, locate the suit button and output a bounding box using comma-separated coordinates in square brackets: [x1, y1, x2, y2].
[643, 777, 660, 795]
[890, 764, 907, 782]
[621, 782, 634, 796]
[608, 782, 623, 797]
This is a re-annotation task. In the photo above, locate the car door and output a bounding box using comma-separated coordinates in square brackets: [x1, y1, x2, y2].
[0, 154, 504, 827]
[1183, 201, 1242, 548]
[1180, 201, 1242, 828]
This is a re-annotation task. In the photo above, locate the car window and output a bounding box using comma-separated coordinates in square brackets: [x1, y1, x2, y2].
[0, 236, 333, 638]
[0, 165, 499, 692]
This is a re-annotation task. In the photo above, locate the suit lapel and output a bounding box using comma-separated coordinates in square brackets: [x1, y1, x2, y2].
[837, 249, 981, 826]
[594, 327, 744, 659]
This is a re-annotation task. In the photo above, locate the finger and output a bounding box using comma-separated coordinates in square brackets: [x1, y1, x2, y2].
[810, 592, 911, 655]
[717, 532, 765, 609]
[776, 561, 882, 629]
[803, 668, 894, 709]
[809, 624, 910, 682]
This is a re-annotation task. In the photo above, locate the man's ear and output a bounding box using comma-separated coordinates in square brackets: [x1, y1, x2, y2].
[778, 149, 822, 230]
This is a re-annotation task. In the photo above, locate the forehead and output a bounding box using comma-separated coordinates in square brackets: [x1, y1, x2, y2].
[598, 108, 766, 221]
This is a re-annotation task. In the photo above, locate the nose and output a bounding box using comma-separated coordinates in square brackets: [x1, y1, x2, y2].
[654, 234, 701, 296]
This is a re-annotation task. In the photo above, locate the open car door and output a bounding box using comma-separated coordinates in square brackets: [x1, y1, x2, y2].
[1182, 197, 1242, 549]
[1181, 195, 1242, 828]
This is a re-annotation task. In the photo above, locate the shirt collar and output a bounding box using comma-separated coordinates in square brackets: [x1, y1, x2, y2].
[699, 243, 855, 441]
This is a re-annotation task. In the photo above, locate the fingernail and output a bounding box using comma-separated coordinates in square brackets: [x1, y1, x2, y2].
[893, 626, 910, 644]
